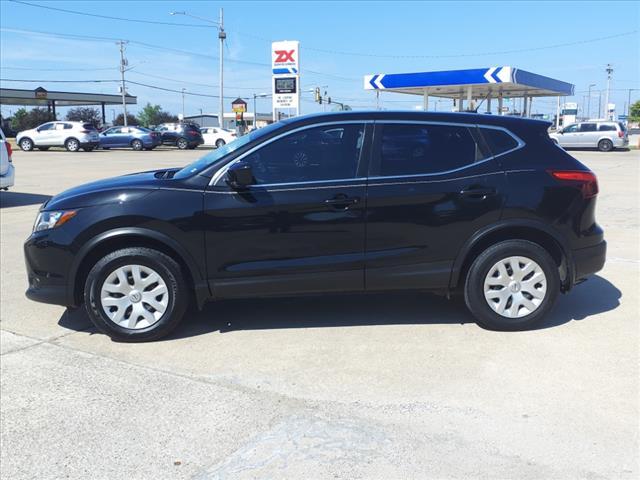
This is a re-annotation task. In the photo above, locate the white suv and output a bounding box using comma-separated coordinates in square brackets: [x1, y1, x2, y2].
[17, 121, 100, 152]
[0, 128, 15, 190]
[549, 120, 629, 152]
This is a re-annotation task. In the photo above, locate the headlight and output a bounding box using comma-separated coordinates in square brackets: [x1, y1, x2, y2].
[33, 210, 77, 232]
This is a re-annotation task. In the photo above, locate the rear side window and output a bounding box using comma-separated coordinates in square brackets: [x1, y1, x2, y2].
[379, 124, 481, 176]
[479, 128, 519, 157]
[579, 123, 597, 132]
[598, 124, 616, 131]
[83, 124, 97, 130]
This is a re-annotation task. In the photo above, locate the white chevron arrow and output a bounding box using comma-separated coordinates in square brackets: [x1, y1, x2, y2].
[374, 74, 385, 89]
[484, 67, 497, 83]
[496, 66, 511, 83]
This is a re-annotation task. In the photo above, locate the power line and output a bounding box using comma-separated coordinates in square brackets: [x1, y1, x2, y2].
[1, 66, 117, 72]
[8, 0, 215, 28]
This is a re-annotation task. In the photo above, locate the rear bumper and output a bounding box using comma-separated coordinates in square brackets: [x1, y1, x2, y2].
[0, 163, 15, 188]
[573, 240, 607, 283]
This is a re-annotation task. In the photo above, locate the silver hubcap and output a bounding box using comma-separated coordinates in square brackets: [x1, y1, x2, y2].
[100, 265, 169, 329]
[68, 140, 78, 151]
[483, 256, 547, 319]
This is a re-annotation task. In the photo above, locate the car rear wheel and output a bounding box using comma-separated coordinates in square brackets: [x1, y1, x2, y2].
[19, 138, 34, 151]
[598, 139, 613, 152]
[215, 139, 226, 148]
[84, 247, 188, 342]
[131, 139, 143, 151]
[65, 138, 80, 152]
[83, 147, 94, 152]
[464, 240, 559, 331]
[37, 146, 50, 151]
[176, 138, 188, 150]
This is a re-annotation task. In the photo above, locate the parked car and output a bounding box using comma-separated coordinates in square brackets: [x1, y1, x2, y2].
[0, 128, 14, 190]
[99, 126, 162, 151]
[200, 127, 237, 148]
[24, 111, 606, 341]
[155, 123, 203, 149]
[549, 120, 628, 151]
[17, 121, 100, 152]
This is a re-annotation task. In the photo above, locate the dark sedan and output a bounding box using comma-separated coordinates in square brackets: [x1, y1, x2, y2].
[99, 126, 161, 151]
[155, 123, 204, 149]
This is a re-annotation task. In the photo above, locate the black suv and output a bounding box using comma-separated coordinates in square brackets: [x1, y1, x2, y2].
[155, 122, 204, 149]
[24, 112, 606, 341]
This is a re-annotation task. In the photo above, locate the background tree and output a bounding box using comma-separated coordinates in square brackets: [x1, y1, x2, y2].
[10, 107, 56, 131]
[629, 100, 640, 122]
[137, 103, 178, 127]
[66, 107, 102, 127]
[113, 113, 139, 126]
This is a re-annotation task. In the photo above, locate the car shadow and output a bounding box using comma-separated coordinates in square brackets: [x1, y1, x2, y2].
[58, 275, 621, 341]
[0, 192, 51, 208]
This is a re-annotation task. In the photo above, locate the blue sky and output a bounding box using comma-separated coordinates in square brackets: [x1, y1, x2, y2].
[1, 0, 638, 120]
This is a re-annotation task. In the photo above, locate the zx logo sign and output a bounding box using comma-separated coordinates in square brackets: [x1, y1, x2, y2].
[274, 50, 295, 63]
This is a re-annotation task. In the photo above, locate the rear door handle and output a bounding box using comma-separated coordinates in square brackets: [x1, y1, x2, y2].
[324, 194, 360, 210]
[459, 187, 496, 200]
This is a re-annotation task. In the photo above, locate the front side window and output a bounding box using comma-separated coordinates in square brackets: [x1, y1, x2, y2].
[241, 124, 365, 185]
[579, 123, 597, 132]
[379, 124, 481, 176]
[563, 124, 578, 133]
[38, 123, 54, 131]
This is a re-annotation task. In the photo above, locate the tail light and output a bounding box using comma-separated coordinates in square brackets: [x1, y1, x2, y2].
[186, 129, 199, 136]
[80, 130, 90, 134]
[5, 141, 12, 162]
[618, 130, 624, 138]
[548, 170, 598, 198]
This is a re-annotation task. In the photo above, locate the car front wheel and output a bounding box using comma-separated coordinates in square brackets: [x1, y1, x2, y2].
[215, 139, 226, 148]
[19, 138, 34, 151]
[84, 247, 188, 342]
[464, 240, 559, 331]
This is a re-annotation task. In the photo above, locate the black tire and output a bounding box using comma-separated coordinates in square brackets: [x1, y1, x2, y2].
[598, 139, 613, 152]
[65, 138, 81, 152]
[102, 147, 110, 150]
[84, 247, 189, 342]
[131, 139, 143, 151]
[215, 139, 226, 148]
[37, 146, 50, 151]
[19, 138, 34, 151]
[176, 138, 188, 150]
[464, 240, 559, 331]
[83, 147, 94, 152]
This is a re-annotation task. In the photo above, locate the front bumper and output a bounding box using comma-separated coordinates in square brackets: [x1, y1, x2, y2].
[573, 240, 607, 282]
[0, 163, 15, 189]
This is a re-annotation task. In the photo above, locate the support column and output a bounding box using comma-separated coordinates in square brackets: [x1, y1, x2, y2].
[498, 93, 503, 115]
[459, 91, 464, 112]
[52, 100, 56, 120]
[486, 95, 492, 114]
[522, 95, 528, 117]
[423, 90, 429, 111]
[466, 86, 473, 111]
[556, 97, 561, 130]
[101, 102, 106, 126]
[528, 97, 533, 118]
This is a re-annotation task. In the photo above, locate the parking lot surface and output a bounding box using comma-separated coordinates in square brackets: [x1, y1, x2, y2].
[1, 147, 638, 479]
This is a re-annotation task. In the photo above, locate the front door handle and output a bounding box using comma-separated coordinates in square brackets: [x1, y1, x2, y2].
[459, 187, 496, 201]
[324, 194, 360, 210]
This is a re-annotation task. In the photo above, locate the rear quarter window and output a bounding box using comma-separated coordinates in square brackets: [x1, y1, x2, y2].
[82, 124, 97, 130]
[598, 124, 616, 131]
[480, 128, 519, 156]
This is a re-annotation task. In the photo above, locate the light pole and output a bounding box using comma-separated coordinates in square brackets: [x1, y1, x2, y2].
[253, 93, 270, 130]
[587, 83, 596, 120]
[604, 64, 613, 120]
[181, 88, 186, 120]
[170, 10, 225, 128]
[117, 40, 129, 126]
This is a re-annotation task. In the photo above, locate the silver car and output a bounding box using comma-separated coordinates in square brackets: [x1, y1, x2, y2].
[550, 120, 629, 151]
[17, 121, 100, 152]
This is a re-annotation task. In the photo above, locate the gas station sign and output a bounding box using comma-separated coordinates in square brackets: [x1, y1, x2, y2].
[272, 41, 300, 119]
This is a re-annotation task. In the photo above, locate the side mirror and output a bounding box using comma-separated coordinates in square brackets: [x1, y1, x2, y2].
[226, 161, 253, 189]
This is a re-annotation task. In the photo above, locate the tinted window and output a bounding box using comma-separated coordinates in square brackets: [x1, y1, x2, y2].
[63, 123, 73, 130]
[579, 123, 597, 132]
[563, 124, 578, 133]
[480, 128, 519, 156]
[379, 124, 480, 176]
[243, 124, 364, 184]
[83, 124, 97, 130]
[599, 124, 616, 131]
[38, 123, 54, 131]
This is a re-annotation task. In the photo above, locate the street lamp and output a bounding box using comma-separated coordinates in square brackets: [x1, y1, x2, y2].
[170, 9, 225, 129]
[181, 88, 186, 120]
[587, 84, 596, 120]
[253, 93, 270, 130]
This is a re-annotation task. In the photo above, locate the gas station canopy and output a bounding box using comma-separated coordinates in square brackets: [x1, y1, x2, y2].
[364, 67, 574, 115]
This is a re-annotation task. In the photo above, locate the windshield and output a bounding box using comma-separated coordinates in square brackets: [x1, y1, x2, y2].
[173, 122, 284, 179]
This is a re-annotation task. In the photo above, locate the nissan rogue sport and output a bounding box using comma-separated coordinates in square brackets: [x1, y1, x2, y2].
[24, 111, 606, 341]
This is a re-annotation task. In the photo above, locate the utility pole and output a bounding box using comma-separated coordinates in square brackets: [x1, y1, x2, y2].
[587, 83, 596, 119]
[218, 8, 225, 130]
[598, 90, 602, 118]
[181, 88, 186, 120]
[604, 64, 613, 120]
[117, 40, 129, 126]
